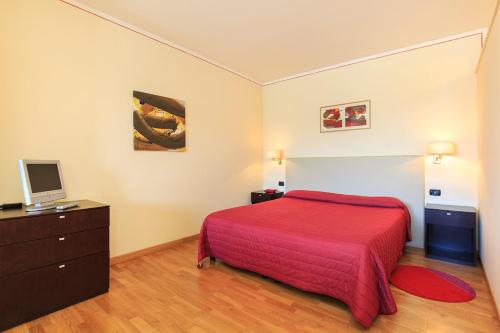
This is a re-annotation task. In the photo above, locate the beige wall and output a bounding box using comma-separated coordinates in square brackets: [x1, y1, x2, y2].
[0, 0, 262, 256]
[263, 36, 481, 215]
[477, 2, 500, 315]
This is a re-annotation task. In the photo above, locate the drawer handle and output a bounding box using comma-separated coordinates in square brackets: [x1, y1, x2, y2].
[58, 237, 65, 241]
[58, 264, 66, 269]
[446, 212, 452, 216]
[59, 215, 66, 219]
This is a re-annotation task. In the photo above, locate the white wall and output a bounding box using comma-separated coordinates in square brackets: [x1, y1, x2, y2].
[477, 3, 500, 315]
[0, 0, 262, 257]
[263, 36, 481, 214]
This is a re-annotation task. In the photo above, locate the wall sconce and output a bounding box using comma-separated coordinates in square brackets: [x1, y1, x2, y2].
[427, 141, 456, 164]
[267, 150, 284, 164]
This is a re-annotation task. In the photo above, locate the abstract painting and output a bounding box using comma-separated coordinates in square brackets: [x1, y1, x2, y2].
[320, 100, 370, 132]
[133, 91, 186, 151]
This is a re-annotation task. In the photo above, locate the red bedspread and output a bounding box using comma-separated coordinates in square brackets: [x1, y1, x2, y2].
[198, 190, 411, 328]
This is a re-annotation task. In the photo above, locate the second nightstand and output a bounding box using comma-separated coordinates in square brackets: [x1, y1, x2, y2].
[251, 190, 283, 204]
[425, 204, 477, 266]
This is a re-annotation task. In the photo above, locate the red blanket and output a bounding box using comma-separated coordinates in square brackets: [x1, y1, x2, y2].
[198, 190, 411, 327]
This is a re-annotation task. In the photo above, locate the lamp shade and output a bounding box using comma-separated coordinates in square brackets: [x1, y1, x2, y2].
[427, 142, 456, 155]
[266, 150, 283, 160]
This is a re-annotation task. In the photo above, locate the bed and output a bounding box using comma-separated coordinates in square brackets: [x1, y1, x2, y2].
[197, 190, 411, 328]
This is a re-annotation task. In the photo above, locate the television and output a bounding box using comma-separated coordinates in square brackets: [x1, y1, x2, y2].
[18, 160, 66, 208]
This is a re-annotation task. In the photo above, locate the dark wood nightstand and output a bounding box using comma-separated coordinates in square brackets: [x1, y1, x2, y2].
[425, 204, 477, 266]
[251, 191, 284, 204]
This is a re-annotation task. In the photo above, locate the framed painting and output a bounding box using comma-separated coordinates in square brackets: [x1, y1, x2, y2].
[320, 100, 371, 132]
[133, 91, 186, 151]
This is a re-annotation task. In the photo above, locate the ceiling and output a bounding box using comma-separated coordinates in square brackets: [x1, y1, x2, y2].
[70, 0, 496, 84]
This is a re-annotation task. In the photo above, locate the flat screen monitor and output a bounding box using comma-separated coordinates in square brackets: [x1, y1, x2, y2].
[18, 160, 66, 206]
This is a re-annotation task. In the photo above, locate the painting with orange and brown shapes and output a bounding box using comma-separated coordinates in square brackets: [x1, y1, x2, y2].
[320, 100, 370, 132]
[133, 91, 186, 151]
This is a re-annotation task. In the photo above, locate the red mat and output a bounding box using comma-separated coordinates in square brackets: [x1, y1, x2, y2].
[390, 265, 475, 302]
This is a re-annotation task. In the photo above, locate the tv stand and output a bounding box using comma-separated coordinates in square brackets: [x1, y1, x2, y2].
[26, 201, 79, 212]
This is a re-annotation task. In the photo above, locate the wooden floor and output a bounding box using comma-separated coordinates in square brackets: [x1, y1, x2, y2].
[6, 240, 500, 333]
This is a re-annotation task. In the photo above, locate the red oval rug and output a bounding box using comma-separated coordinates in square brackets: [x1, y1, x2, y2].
[390, 265, 475, 302]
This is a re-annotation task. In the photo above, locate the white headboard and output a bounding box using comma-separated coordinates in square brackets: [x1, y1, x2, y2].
[286, 156, 425, 248]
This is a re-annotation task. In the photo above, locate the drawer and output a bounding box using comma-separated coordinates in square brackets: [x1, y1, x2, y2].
[0, 207, 109, 246]
[0, 252, 109, 332]
[425, 209, 475, 228]
[0, 228, 109, 277]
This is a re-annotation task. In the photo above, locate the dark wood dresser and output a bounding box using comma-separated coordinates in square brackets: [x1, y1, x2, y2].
[0, 200, 109, 331]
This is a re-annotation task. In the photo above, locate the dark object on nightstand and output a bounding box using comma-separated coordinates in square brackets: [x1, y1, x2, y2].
[425, 204, 477, 266]
[251, 190, 284, 204]
[0, 200, 109, 331]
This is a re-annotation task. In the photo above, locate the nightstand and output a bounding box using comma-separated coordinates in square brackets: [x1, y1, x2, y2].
[251, 190, 284, 204]
[425, 204, 477, 266]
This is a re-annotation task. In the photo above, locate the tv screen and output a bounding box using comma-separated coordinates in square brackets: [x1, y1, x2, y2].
[26, 163, 62, 193]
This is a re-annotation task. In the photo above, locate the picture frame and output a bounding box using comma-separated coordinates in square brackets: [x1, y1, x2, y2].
[320, 100, 371, 132]
[132, 91, 186, 151]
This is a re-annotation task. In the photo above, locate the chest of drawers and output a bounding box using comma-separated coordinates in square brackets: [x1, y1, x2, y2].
[0, 200, 109, 331]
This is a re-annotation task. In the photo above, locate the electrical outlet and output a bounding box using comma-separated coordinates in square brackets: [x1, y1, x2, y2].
[429, 189, 441, 196]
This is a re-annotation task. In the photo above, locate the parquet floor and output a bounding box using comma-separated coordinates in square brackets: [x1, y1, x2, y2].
[6, 240, 500, 333]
